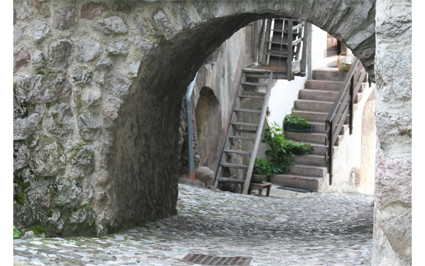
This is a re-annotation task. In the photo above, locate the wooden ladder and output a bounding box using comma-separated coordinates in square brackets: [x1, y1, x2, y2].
[214, 69, 274, 194]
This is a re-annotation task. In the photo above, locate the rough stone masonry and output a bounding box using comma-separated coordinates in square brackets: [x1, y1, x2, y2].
[12, 0, 411, 264]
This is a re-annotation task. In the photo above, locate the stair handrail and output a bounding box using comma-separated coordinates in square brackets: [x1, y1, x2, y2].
[325, 57, 367, 184]
[242, 71, 274, 194]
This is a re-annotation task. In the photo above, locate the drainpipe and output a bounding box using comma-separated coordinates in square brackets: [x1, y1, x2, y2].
[185, 72, 198, 181]
[307, 23, 313, 80]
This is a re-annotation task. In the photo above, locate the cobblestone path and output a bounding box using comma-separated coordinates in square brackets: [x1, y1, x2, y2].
[14, 184, 374, 266]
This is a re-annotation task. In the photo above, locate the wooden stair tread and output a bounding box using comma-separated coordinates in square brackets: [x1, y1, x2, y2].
[218, 177, 245, 184]
[221, 163, 248, 169]
[234, 108, 262, 113]
[232, 122, 258, 127]
[223, 149, 252, 155]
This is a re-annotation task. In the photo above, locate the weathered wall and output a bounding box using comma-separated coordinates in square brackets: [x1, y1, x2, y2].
[372, 0, 412, 265]
[320, 83, 376, 193]
[360, 88, 376, 194]
[13, 0, 377, 237]
[190, 26, 255, 176]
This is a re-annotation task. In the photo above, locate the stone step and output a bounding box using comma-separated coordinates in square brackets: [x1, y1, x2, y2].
[299, 89, 339, 102]
[285, 131, 327, 144]
[291, 110, 328, 122]
[292, 154, 326, 167]
[292, 142, 336, 155]
[313, 68, 348, 81]
[305, 80, 345, 91]
[309, 122, 327, 133]
[288, 164, 327, 177]
[286, 131, 343, 145]
[272, 174, 323, 192]
[294, 99, 334, 113]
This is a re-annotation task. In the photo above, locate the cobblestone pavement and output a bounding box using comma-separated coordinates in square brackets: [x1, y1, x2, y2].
[14, 184, 374, 266]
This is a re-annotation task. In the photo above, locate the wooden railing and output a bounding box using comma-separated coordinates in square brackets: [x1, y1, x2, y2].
[325, 58, 368, 184]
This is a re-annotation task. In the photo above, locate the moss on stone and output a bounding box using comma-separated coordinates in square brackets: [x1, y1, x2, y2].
[29, 221, 45, 235]
[14, 192, 26, 205]
[76, 93, 82, 110]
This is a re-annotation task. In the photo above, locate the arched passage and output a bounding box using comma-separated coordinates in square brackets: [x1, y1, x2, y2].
[106, 3, 376, 232]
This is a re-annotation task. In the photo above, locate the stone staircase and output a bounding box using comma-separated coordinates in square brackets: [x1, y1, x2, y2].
[272, 67, 365, 191]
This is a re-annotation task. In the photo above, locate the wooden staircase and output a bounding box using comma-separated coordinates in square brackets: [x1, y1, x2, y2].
[273, 65, 368, 191]
[213, 69, 274, 194]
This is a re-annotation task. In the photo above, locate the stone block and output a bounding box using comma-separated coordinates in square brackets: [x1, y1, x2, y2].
[93, 16, 128, 34]
[153, 10, 176, 39]
[32, 50, 46, 68]
[73, 68, 92, 86]
[55, 179, 83, 210]
[13, 113, 41, 141]
[173, 3, 194, 29]
[49, 39, 73, 68]
[96, 58, 113, 70]
[195, 166, 214, 183]
[78, 112, 103, 141]
[53, 6, 77, 30]
[106, 42, 129, 56]
[137, 39, 154, 54]
[81, 2, 109, 20]
[128, 61, 141, 78]
[14, 144, 30, 171]
[16, 0, 34, 20]
[102, 106, 118, 121]
[14, 46, 31, 72]
[43, 102, 74, 137]
[14, 26, 26, 44]
[71, 145, 95, 178]
[82, 88, 102, 107]
[75, 40, 102, 63]
[32, 138, 66, 176]
[106, 73, 129, 99]
[16, 73, 71, 104]
[33, 23, 50, 43]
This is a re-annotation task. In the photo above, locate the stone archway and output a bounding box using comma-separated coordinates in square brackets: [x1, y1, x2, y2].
[13, 0, 411, 264]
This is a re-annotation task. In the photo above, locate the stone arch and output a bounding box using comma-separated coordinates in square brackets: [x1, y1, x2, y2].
[107, 2, 376, 233]
[13, 0, 377, 236]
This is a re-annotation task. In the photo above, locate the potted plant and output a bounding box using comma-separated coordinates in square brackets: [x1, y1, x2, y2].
[291, 141, 315, 155]
[251, 158, 280, 183]
[283, 114, 314, 133]
[338, 52, 353, 72]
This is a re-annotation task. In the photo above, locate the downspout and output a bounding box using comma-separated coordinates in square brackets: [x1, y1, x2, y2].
[307, 23, 313, 80]
[185, 72, 198, 181]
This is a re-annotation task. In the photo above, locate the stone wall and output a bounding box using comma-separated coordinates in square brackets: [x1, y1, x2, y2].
[372, 0, 412, 264]
[13, 0, 377, 237]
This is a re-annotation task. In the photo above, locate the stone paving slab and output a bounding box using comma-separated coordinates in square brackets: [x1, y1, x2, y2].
[14, 184, 374, 265]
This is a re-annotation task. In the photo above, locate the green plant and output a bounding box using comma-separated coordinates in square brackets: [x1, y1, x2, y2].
[262, 122, 314, 173]
[284, 114, 310, 127]
[136, 258, 141, 263]
[13, 226, 20, 239]
[252, 158, 280, 180]
[291, 141, 314, 155]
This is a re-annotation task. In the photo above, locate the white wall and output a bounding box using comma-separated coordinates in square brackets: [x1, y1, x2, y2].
[311, 25, 328, 70]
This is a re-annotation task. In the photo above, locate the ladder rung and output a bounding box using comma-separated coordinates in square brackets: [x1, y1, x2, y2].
[218, 177, 245, 184]
[232, 122, 258, 127]
[224, 149, 252, 155]
[229, 136, 255, 141]
[221, 163, 248, 169]
[243, 91, 266, 96]
[233, 129, 257, 134]
[266, 52, 289, 58]
[239, 95, 264, 99]
[234, 108, 261, 114]
[241, 81, 267, 87]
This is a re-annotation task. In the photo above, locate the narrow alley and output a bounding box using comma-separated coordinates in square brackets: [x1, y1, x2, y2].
[14, 184, 373, 266]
